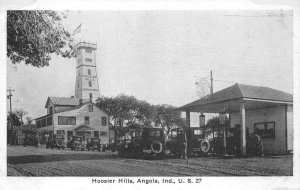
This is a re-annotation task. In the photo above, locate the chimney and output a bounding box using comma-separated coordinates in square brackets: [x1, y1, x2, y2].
[79, 99, 83, 105]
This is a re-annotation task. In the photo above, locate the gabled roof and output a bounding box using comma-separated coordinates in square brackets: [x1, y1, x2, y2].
[45, 96, 89, 108]
[179, 83, 293, 110]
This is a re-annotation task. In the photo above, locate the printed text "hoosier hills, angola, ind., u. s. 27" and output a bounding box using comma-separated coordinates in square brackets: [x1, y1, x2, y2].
[92, 178, 202, 184]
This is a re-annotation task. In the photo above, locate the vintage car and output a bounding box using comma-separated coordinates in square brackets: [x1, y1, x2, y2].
[167, 127, 209, 157]
[86, 138, 101, 151]
[67, 136, 85, 150]
[168, 127, 251, 156]
[23, 134, 38, 148]
[117, 128, 167, 159]
[46, 134, 65, 149]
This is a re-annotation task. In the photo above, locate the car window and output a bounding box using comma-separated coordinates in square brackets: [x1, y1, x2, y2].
[148, 130, 161, 137]
[171, 130, 177, 138]
[194, 129, 203, 136]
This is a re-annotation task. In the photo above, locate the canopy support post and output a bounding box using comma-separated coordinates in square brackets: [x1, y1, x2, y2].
[240, 100, 246, 155]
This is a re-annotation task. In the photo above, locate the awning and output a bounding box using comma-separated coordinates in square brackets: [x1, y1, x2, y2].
[178, 83, 293, 113]
[74, 125, 95, 132]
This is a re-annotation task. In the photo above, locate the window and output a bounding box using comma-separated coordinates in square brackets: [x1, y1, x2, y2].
[85, 58, 92, 62]
[49, 107, 53, 114]
[171, 130, 177, 138]
[58, 116, 76, 125]
[57, 130, 65, 135]
[85, 48, 92, 53]
[88, 81, 92, 87]
[89, 93, 93, 100]
[89, 105, 93, 112]
[85, 116, 90, 125]
[254, 122, 275, 140]
[148, 130, 161, 137]
[42, 118, 46, 127]
[100, 131, 107, 137]
[94, 131, 99, 138]
[88, 69, 91, 75]
[46, 116, 52, 126]
[193, 129, 203, 136]
[102, 117, 107, 126]
[67, 131, 73, 140]
[37, 120, 41, 128]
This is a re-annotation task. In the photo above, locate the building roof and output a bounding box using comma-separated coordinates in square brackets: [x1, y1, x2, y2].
[45, 96, 89, 108]
[179, 83, 293, 111]
[36, 101, 107, 121]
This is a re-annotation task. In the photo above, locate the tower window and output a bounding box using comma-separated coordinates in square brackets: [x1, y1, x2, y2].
[85, 58, 92, 62]
[88, 69, 91, 75]
[85, 49, 92, 53]
[89, 105, 93, 112]
[89, 81, 92, 87]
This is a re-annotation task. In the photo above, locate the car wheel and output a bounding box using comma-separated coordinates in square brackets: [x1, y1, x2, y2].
[200, 139, 210, 154]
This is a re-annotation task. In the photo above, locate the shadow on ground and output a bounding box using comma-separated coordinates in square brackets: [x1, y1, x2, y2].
[7, 153, 119, 164]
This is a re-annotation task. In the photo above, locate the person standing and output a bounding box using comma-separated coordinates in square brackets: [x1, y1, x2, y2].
[253, 132, 264, 157]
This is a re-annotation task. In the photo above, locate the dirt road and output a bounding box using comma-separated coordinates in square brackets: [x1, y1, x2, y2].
[7, 145, 292, 176]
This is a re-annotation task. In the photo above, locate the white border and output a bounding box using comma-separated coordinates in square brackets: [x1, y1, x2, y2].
[0, 0, 299, 190]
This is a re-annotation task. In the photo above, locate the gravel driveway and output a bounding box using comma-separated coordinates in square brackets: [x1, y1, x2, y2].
[7, 145, 293, 176]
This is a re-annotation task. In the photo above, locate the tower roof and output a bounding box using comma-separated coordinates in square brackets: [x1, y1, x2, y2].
[74, 41, 97, 50]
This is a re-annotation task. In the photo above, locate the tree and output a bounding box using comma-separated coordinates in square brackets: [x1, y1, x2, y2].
[206, 115, 230, 136]
[14, 109, 28, 125]
[154, 104, 184, 135]
[25, 116, 33, 124]
[7, 10, 74, 67]
[7, 112, 21, 127]
[96, 94, 155, 136]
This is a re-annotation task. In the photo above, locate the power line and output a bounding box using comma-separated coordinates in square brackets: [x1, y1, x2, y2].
[213, 79, 236, 84]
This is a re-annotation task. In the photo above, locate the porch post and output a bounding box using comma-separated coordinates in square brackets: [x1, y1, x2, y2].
[240, 100, 246, 155]
[186, 110, 190, 128]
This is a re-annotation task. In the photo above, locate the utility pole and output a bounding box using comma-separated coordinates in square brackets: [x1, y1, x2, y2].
[210, 70, 213, 99]
[210, 70, 215, 154]
[7, 87, 15, 144]
[7, 87, 14, 114]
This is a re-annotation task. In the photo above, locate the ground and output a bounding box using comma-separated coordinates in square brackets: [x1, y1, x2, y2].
[7, 145, 292, 176]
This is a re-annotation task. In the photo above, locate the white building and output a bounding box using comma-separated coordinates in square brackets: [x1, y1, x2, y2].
[179, 83, 293, 155]
[35, 97, 109, 144]
[74, 42, 100, 101]
[35, 42, 109, 144]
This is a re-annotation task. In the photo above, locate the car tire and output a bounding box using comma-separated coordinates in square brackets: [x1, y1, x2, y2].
[151, 141, 163, 154]
[200, 139, 210, 153]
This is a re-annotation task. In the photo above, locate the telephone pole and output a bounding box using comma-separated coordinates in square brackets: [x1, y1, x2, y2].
[7, 87, 15, 129]
[210, 70, 215, 154]
[7, 87, 14, 113]
[7, 87, 15, 145]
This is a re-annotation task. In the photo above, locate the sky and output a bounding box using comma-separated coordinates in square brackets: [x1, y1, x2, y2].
[6, 10, 293, 126]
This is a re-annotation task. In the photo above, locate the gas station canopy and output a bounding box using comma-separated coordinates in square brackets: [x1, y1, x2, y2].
[178, 83, 292, 114]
